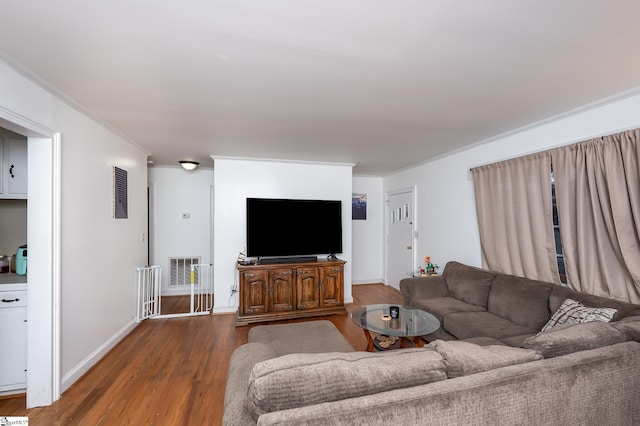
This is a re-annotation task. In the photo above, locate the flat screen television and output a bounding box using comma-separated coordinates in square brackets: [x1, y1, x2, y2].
[246, 197, 343, 261]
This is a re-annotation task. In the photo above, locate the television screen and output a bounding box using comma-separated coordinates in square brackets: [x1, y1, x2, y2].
[246, 198, 343, 259]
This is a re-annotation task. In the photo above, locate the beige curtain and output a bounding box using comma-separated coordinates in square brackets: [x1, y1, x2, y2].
[472, 152, 560, 283]
[551, 129, 640, 303]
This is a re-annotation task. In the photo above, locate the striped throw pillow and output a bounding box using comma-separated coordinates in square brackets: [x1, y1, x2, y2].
[541, 298, 617, 332]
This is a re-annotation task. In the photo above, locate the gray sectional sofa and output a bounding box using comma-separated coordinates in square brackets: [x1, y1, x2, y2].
[400, 261, 640, 346]
[223, 262, 640, 425]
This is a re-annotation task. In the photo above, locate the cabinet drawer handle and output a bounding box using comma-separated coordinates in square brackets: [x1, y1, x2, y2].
[9, 164, 15, 178]
[2, 298, 20, 303]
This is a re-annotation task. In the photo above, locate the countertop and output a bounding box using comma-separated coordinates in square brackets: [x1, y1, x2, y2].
[0, 273, 27, 291]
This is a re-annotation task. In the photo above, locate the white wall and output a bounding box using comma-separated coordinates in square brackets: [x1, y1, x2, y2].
[384, 90, 640, 272]
[54, 98, 148, 388]
[1, 59, 148, 402]
[148, 166, 214, 294]
[213, 158, 353, 311]
[351, 176, 384, 284]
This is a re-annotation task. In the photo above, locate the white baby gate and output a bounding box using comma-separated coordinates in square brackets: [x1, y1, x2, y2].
[136, 263, 214, 321]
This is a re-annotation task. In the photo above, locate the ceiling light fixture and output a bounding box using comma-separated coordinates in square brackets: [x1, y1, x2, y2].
[179, 160, 199, 171]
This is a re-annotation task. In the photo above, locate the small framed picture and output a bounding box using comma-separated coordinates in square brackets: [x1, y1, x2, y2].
[352, 193, 367, 220]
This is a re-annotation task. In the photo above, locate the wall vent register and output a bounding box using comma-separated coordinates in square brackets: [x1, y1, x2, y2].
[169, 257, 201, 287]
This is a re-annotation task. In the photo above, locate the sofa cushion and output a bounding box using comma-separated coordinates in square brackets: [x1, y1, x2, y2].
[499, 333, 537, 348]
[246, 349, 446, 419]
[443, 261, 496, 308]
[426, 339, 542, 378]
[522, 321, 626, 358]
[443, 311, 537, 341]
[549, 286, 640, 321]
[461, 336, 506, 346]
[487, 275, 553, 330]
[223, 343, 278, 426]
[541, 298, 617, 332]
[613, 316, 640, 342]
[414, 296, 486, 322]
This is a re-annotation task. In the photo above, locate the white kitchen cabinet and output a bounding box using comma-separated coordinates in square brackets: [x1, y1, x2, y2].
[0, 138, 28, 199]
[0, 289, 27, 392]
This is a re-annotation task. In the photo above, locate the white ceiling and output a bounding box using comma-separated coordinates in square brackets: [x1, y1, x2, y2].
[2, 1, 640, 175]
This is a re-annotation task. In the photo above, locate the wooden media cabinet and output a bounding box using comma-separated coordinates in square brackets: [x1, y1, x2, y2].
[235, 258, 347, 326]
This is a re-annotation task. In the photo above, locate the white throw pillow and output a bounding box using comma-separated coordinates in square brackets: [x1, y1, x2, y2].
[541, 298, 616, 332]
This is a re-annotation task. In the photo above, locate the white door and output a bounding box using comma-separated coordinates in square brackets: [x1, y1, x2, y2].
[386, 189, 416, 290]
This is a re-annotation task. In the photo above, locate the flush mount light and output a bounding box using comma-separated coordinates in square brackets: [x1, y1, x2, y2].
[179, 160, 199, 171]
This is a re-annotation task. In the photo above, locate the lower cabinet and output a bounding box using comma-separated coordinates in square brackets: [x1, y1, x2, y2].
[241, 268, 294, 315]
[0, 290, 27, 392]
[296, 264, 344, 310]
[236, 259, 346, 326]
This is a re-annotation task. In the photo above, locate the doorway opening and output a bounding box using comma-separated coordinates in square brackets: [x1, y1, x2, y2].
[0, 111, 60, 408]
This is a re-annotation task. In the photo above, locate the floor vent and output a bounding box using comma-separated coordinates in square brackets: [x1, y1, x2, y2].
[169, 257, 201, 287]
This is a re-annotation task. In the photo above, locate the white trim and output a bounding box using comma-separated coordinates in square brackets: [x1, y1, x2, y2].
[26, 135, 60, 408]
[51, 133, 61, 402]
[210, 155, 356, 169]
[212, 307, 238, 314]
[0, 105, 54, 137]
[60, 321, 138, 392]
[352, 279, 385, 285]
[466, 122, 640, 173]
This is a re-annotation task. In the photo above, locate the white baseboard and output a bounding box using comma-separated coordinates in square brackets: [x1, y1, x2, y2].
[159, 288, 192, 296]
[213, 306, 238, 314]
[351, 279, 385, 285]
[60, 320, 138, 393]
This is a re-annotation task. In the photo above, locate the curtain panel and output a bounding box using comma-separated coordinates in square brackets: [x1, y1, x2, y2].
[551, 129, 640, 304]
[471, 152, 560, 283]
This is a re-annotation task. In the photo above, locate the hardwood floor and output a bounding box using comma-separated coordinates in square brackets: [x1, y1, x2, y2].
[0, 283, 403, 425]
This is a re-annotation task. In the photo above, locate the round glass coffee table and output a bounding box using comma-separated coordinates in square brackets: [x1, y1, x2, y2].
[349, 304, 440, 351]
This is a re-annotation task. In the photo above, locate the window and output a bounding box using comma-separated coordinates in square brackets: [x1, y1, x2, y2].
[551, 172, 566, 284]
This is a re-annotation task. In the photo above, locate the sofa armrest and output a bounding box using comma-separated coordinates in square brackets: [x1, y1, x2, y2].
[400, 276, 450, 307]
[223, 343, 278, 426]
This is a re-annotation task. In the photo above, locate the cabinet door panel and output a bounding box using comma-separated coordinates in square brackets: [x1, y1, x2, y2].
[296, 267, 319, 309]
[269, 269, 294, 312]
[320, 266, 343, 307]
[0, 306, 27, 391]
[242, 270, 268, 314]
[5, 139, 28, 197]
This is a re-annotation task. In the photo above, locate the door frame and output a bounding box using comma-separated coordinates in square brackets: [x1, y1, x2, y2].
[0, 106, 61, 407]
[385, 186, 418, 287]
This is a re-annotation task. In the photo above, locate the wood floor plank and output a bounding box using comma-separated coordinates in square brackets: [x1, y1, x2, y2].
[0, 283, 402, 425]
